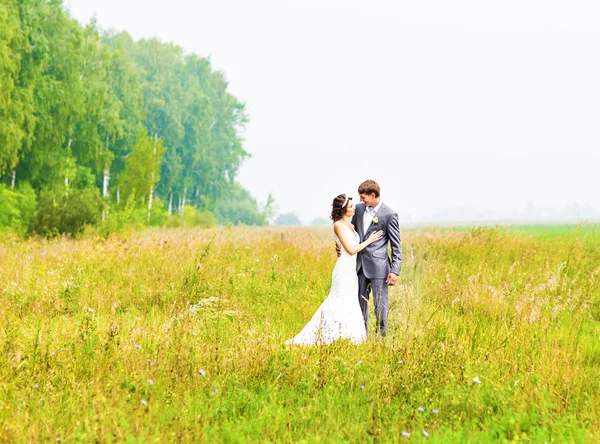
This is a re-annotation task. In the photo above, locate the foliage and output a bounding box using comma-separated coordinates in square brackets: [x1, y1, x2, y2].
[164, 205, 217, 229]
[0, 226, 598, 441]
[214, 182, 267, 226]
[0, 1, 258, 235]
[0, 183, 37, 233]
[118, 129, 165, 205]
[274, 212, 302, 225]
[34, 181, 105, 236]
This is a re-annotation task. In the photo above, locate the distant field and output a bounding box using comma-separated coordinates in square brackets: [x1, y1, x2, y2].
[506, 223, 600, 239]
[416, 221, 600, 241]
[1, 226, 599, 442]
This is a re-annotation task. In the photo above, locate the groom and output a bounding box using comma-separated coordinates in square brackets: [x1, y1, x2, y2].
[351, 180, 402, 337]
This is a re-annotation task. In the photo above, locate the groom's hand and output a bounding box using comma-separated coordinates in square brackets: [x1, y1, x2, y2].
[386, 272, 398, 286]
[335, 244, 341, 257]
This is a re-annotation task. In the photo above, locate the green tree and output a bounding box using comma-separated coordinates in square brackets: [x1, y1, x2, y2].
[274, 212, 302, 226]
[119, 129, 165, 210]
[0, 0, 35, 183]
[215, 182, 267, 226]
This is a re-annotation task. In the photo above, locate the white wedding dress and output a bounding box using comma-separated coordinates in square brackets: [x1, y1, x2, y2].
[286, 225, 367, 345]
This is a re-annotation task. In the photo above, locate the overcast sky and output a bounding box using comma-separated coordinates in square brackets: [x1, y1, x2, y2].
[66, 0, 600, 223]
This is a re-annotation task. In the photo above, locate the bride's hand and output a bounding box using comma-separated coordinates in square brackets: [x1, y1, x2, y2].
[368, 230, 384, 244]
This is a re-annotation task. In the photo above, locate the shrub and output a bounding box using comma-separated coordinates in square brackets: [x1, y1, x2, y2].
[0, 184, 37, 234]
[34, 187, 105, 236]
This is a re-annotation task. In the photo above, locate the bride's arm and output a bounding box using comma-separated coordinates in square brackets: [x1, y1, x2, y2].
[333, 222, 383, 256]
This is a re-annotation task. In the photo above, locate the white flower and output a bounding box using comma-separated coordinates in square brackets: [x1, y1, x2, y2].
[473, 377, 481, 384]
[360, 385, 365, 390]
[134, 344, 142, 349]
[422, 430, 430, 437]
[418, 407, 424, 412]
[141, 399, 148, 405]
[147, 379, 154, 385]
[402, 431, 410, 437]
[199, 369, 206, 377]
[432, 409, 439, 414]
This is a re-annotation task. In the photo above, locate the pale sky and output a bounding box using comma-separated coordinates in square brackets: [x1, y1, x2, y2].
[66, 0, 600, 223]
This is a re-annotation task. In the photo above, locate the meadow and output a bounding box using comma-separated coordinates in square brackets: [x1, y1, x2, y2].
[0, 225, 599, 442]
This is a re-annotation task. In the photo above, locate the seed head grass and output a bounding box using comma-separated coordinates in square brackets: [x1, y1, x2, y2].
[0, 225, 598, 441]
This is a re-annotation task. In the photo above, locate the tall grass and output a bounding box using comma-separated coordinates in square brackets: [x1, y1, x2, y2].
[0, 226, 598, 442]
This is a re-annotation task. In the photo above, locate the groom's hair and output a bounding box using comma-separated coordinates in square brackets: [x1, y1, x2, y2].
[358, 180, 380, 198]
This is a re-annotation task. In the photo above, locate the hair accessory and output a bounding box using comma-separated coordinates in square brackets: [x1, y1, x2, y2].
[341, 196, 349, 208]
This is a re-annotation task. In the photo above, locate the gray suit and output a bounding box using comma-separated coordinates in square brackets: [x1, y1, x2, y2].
[351, 202, 402, 336]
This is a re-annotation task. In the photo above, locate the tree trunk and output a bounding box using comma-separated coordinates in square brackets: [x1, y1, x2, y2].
[180, 187, 187, 217]
[168, 192, 173, 216]
[148, 185, 154, 221]
[103, 133, 110, 199]
[103, 169, 110, 199]
[65, 133, 72, 197]
[10, 170, 16, 189]
[148, 133, 158, 221]
[116, 188, 120, 205]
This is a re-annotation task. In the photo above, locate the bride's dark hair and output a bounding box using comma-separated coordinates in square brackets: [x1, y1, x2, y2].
[330, 194, 352, 222]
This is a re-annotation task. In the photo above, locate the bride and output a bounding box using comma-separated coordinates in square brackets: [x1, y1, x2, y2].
[286, 194, 383, 345]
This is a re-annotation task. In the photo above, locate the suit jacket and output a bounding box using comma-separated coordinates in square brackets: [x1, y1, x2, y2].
[351, 202, 402, 279]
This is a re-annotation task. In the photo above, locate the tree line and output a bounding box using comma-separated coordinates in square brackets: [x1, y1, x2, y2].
[0, 0, 271, 236]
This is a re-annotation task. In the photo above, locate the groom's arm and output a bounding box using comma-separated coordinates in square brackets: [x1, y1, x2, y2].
[387, 212, 402, 278]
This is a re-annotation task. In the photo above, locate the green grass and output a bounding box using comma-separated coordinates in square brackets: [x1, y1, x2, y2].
[507, 223, 600, 240]
[0, 226, 599, 442]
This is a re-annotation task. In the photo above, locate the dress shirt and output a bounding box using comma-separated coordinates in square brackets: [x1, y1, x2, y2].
[363, 200, 382, 235]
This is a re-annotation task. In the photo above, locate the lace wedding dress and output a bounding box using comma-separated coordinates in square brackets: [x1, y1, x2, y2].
[286, 225, 367, 345]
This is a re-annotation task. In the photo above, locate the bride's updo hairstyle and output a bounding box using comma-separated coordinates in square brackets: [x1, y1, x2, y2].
[330, 194, 352, 222]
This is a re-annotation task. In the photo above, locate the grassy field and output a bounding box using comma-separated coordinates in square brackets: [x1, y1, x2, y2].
[1, 225, 599, 442]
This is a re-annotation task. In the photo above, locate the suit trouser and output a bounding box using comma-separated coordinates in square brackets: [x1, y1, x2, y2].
[358, 267, 389, 336]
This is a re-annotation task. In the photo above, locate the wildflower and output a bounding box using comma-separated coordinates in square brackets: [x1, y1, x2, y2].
[360, 385, 365, 390]
[211, 389, 218, 396]
[147, 379, 154, 385]
[134, 344, 142, 349]
[422, 430, 430, 437]
[402, 431, 410, 437]
[432, 409, 439, 414]
[199, 369, 206, 377]
[398, 360, 403, 364]
[56, 439, 61, 442]
[141, 399, 148, 405]
[473, 377, 481, 384]
[32, 384, 39, 389]
[357, 360, 363, 365]
[418, 407, 424, 412]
